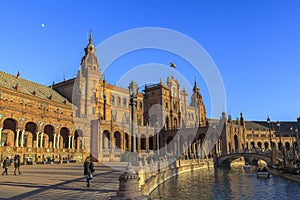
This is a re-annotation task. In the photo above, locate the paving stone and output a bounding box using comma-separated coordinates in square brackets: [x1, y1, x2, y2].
[0, 163, 125, 200]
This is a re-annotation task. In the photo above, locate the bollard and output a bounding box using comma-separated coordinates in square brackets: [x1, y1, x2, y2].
[110, 162, 151, 200]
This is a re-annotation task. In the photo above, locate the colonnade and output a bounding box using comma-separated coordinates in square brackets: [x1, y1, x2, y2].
[0, 127, 85, 150]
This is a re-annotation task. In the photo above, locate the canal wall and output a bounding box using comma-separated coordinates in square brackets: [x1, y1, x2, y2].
[137, 158, 214, 196]
[268, 168, 300, 184]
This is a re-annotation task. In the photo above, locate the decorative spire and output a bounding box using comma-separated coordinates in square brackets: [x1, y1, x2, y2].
[240, 112, 244, 126]
[89, 29, 93, 44]
[193, 77, 199, 92]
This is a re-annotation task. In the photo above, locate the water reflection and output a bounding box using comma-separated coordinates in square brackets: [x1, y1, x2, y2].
[150, 166, 300, 200]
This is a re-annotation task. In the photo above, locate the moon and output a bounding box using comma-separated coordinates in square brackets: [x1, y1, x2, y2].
[41, 24, 45, 28]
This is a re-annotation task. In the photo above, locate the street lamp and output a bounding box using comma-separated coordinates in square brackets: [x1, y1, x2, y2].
[252, 130, 255, 152]
[155, 125, 160, 157]
[267, 116, 273, 166]
[277, 121, 286, 167]
[295, 128, 299, 154]
[277, 121, 282, 149]
[128, 81, 138, 153]
[290, 127, 295, 160]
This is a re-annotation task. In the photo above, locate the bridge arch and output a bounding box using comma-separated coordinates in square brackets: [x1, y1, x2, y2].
[217, 152, 271, 167]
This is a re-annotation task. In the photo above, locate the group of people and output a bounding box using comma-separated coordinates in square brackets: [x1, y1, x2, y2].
[3, 154, 93, 188]
[2, 154, 22, 176]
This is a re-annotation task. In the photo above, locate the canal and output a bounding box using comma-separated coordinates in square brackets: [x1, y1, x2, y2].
[150, 166, 300, 200]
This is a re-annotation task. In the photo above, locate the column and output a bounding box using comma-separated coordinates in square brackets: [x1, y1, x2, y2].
[110, 132, 113, 151]
[137, 136, 141, 153]
[20, 130, 25, 147]
[146, 137, 149, 152]
[53, 134, 57, 148]
[82, 136, 85, 149]
[40, 132, 44, 148]
[57, 135, 60, 148]
[120, 133, 124, 151]
[174, 140, 177, 156]
[15, 130, 20, 147]
[128, 134, 132, 152]
[177, 136, 180, 156]
[68, 135, 71, 149]
[36, 132, 40, 148]
[198, 142, 201, 157]
[72, 135, 75, 149]
[0, 127, 3, 146]
[99, 131, 103, 152]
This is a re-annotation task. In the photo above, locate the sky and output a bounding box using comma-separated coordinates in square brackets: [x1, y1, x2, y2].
[0, 0, 299, 121]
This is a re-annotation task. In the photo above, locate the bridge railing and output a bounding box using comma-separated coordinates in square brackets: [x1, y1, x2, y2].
[220, 148, 271, 157]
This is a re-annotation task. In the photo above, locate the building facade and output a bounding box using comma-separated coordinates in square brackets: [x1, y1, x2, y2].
[0, 71, 86, 164]
[0, 33, 208, 163]
[2, 33, 297, 165]
[221, 113, 300, 161]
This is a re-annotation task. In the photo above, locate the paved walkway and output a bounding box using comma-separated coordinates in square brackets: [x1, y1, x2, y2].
[0, 163, 126, 200]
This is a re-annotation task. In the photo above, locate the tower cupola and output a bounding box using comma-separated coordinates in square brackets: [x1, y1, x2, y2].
[80, 30, 99, 73]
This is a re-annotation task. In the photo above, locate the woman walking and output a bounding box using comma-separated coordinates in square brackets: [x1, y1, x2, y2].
[14, 155, 21, 175]
[83, 156, 95, 187]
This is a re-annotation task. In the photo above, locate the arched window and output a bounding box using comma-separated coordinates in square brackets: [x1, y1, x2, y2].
[110, 95, 115, 105]
[123, 98, 127, 107]
[139, 102, 143, 110]
[117, 97, 121, 106]
[234, 135, 238, 151]
[141, 134, 146, 150]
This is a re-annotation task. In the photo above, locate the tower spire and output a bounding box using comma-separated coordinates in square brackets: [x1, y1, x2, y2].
[193, 76, 199, 92]
[89, 29, 93, 44]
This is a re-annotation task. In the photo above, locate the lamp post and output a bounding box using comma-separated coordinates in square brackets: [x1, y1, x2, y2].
[290, 127, 295, 161]
[267, 116, 273, 166]
[252, 130, 255, 152]
[277, 121, 282, 149]
[295, 128, 299, 154]
[277, 121, 286, 167]
[156, 125, 160, 157]
[128, 81, 138, 153]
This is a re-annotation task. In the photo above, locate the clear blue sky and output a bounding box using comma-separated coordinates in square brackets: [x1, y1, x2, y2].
[0, 0, 299, 121]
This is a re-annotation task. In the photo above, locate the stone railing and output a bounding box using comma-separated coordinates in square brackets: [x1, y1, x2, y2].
[139, 157, 213, 196]
[111, 157, 213, 199]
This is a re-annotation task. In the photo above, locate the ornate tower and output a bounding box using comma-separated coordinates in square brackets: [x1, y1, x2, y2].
[74, 32, 102, 119]
[72, 32, 102, 161]
[190, 79, 206, 127]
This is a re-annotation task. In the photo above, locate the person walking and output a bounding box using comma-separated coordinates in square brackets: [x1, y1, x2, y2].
[83, 156, 95, 187]
[2, 157, 10, 175]
[14, 155, 21, 175]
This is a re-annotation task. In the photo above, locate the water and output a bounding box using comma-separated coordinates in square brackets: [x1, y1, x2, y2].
[150, 166, 300, 200]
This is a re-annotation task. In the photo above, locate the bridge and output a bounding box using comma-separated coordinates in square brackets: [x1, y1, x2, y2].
[217, 151, 271, 167]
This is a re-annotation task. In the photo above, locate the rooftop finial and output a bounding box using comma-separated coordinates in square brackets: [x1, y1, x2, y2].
[193, 76, 198, 92]
[89, 29, 93, 44]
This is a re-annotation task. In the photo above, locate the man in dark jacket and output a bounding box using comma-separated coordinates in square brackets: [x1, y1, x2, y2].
[83, 156, 95, 187]
[2, 157, 10, 175]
